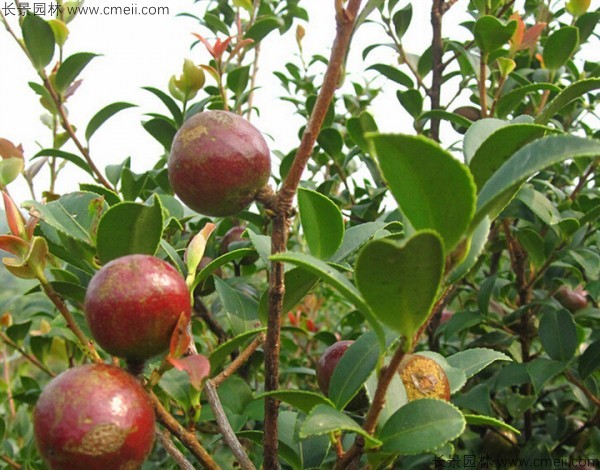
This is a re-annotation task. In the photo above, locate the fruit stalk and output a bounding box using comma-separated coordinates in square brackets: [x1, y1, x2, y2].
[261, 1, 363, 467]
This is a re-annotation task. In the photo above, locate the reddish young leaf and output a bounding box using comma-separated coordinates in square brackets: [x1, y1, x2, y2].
[168, 312, 192, 359]
[168, 354, 210, 390]
[0, 138, 24, 160]
[2, 191, 27, 238]
[0, 234, 29, 256]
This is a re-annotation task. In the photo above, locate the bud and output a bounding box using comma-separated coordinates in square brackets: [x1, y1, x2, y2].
[172, 59, 206, 101]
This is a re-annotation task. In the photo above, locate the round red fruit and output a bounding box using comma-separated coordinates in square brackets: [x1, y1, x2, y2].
[34, 364, 155, 470]
[84, 254, 191, 361]
[168, 110, 271, 217]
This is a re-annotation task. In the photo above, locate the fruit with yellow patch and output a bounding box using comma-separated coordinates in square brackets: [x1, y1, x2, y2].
[398, 354, 450, 401]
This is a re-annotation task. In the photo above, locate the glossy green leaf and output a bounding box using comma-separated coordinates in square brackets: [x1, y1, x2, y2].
[463, 118, 507, 164]
[369, 134, 476, 251]
[576, 11, 600, 42]
[209, 327, 266, 370]
[474, 16, 517, 54]
[22, 14, 55, 70]
[526, 358, 567, 395]
[329, 331, 381, 410]
[355, 231, 444, 342]
[367, 64, 413, 88]
[539, 309, 578, 361]
[256, 390, 334, 414]
[469, 124, 552, 190]
[300, 404, 382, 447]
[317, 127, 344, 159]
[86, 102, 137, 141]
[143, 86, 183, 125]
[397, 89, 423, 118]
[227, 65, 250, 96]
[496, 83, 560, 119]
[96, 197, 163, 263]
[535, 78, 600, 125]
[543, 26, 579, 71]
[237, 430, 302, 470]
[579, 339, 600, 379]
[192, 248, 257, 291]
[269, 252, 384, 345]
[516, 186, 576, 229]
[215, 277, 259, 330]
[347, 111, 378, 153]
[473, 136, 600, 228]
[259, 267, 318, 323]
[447, 217, 490, 283]
[446, 348, 511, 379]
[55, 52, 98, 94]
[331, 221, 387, 262]
[245, 16, 282, 42]
[380, 399, 465, 454]
[142, 117, 177, 150]
[33, 149, 93, 177]
[392, 3, 412, 39]
[464, 414, 520, 435]
[297, 188, 344, 260]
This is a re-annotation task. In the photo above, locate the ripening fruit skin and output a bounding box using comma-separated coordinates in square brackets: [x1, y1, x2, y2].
[554, 285, 588, 312]
[34, 364, 155, 470]
[316, 341, 369, 410]
[84, 254, 191, 361]
[219, 225, 259, 265]
[168, 110, 271, 217]
[398, 354, 451, 402]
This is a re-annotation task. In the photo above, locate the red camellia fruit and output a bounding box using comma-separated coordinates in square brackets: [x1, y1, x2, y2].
[34, 364, 155, 470]
[84, 254, 191, 361]
[554, 285, 588, 312]
[168, 110, 271, 217]
[219, 225, 259, 265]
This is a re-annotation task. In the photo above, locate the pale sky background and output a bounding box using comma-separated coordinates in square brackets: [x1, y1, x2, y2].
[0, 1, 598, 204]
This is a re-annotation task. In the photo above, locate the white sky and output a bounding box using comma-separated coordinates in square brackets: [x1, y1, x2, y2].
[0, 1, 597, 204]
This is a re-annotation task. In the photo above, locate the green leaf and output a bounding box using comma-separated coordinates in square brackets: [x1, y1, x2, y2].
[270, 252, 384, 345]
[192, 248, 257, 291]
[355, 231, 444, 342]
[538, 309, 578, 361]
[474, 16, 517, 54]
[543, 26, 579, 71]
[32, 149, 93, 177]
[96, 197, 163, 264]
[22, 14, 55, 70]
[446, 348, 511, 379]
[347, 111, 378, 153]
[236, 430, 302, 470]
[526, 358, 567, 395]
[331, 221, 387, 263]
[142, 117, 177, 150]
[392, 3, 412, 39]
[397, 89, 423, 118]
[297, 188, 344, 260]
[86, 102, 137, 141]
[447, 217, 490, 283]
[464, 414, 520, 435]
[329, 331, 381, 410]
[317, 127, 344, 159]
[209, 327, 266, 370]
[215, 277, 259, 331]
[142, 86, 183, 126]
[300, 404, 382, 447]
[516, 186, 575, 229]
[380, 399, 466, 454]
[0, 157, 24, 188]
[227, 65, 251, 96]
[256, 390, 334, 414]
[463, 118, 508, 164]
[473, 136, 600, 228]
[579, 339, 600, 379]
[369, 134, 476, 251]
[367, 64, 413, 88]
[469, 124, 553, 190]
[55, 52, 98, 94]
[496, 83, 560, 119]
[245, 16, 282, 42]
[417, 110, 473, 131]
[535, 78, 600, 125]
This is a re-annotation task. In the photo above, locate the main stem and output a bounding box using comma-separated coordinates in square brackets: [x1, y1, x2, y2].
[261, 2, 362, 468]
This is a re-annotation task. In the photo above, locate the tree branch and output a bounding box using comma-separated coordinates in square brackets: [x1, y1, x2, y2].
[261, 1, 363, 468]
[211, 333, 264, 388]
[430, 0, 445, 141]
[0, 330, 55, 377]
[155, 428, 196, 470]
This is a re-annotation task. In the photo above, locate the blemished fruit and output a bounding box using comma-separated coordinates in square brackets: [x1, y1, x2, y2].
[316, 340, 369, 410]
[398, 354, 450, 402]
[481, 429, 519, 461]
[34, 364, 155, 470]
[84, 254, 191, 361]
[554, 285, 588, 312]
[219, 225, 259, 265]
[168, 110, 271, 217]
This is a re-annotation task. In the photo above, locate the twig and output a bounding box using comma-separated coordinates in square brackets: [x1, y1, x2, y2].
[442, 0, 461, 13]
[430, 0, 445, 141]
[39, 279, 103, 364]
[150, 392, 220, 469]
[479, 53, 489, 118]
[0, 454, 21, 470]
[569, 160, 599, 201]
[566, 371, 600, 408]
[2, 345, 16, 418]
[0, 330, 55, 377]
[245, 43, 262, 121]
[261, 2, 363, 467]
[334, 343, 407, 469]
[204, 381, 256, 470]
[211, 334, 264, 388]
[155, 428, 196, 470]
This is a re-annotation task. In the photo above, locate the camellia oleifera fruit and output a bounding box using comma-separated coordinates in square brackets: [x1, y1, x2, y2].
[84, 254, 191, 361]
[34, 364, 155, 470]
[219, 225, 259, 265]
[398, 354, 450, 402]
[168, 110, 271, 217]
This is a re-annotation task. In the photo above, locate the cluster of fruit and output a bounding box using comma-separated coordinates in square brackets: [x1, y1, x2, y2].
[32, 111, 270, 468]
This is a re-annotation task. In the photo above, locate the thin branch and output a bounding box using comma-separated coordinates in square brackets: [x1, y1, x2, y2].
[155, 428, 196, 470]
[442, 0, 461, 13]
[0, 330, 55, 377]
[566, 371, 600, 408]
[262, 1, 363, 467]
[204, 381, 256, 470]
[149, 392, 221, 470]
[211, 333, 264, 388]
[430, 0, 445, 141]
[569, 160, 599, 201]
[0, 454, 21, 470]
